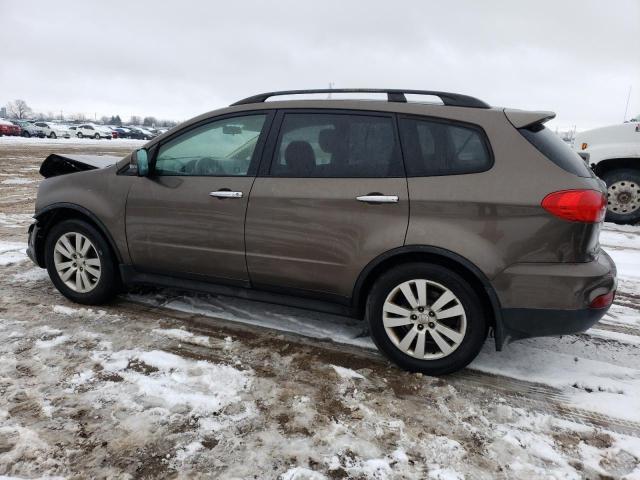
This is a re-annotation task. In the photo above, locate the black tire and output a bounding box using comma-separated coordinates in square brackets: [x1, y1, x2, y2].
[45, 219, 119, 305]
[49, 132, 56, 139]
[94, 133, 100, 139]
[367, 263, 487, 376]
[77, 132, 83, 138]
[601, 168, 640, 225]
[23, 131, 31, 138]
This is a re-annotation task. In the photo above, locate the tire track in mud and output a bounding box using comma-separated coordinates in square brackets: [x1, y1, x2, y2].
[118, 298, 640, 438]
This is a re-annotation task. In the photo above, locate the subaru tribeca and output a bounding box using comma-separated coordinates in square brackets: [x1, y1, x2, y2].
[26, 89, 617, 375]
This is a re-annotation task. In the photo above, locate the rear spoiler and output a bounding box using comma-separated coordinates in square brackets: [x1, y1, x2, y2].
[40, 154, 121, 178]
[503, 108, 556, 129]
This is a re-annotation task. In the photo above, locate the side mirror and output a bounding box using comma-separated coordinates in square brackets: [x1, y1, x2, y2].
[135, 148, 149, 177]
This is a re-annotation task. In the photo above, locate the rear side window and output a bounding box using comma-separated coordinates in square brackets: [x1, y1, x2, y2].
[399, 117, 492, 176]
[270, 113, 403, 178]
[519, 124, 591, 177]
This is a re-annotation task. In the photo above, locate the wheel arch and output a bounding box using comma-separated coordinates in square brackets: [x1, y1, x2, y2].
[33, 203, 123, 267]
[352, 245, 505, 350]
[592, 158, 640, 177]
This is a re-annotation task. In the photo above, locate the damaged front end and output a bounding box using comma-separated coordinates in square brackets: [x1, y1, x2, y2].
[39, 153, 122, 178]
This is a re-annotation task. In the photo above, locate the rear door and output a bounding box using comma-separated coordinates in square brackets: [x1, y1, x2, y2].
[126, 112, 272, 284]
[245, 110, 409, 300]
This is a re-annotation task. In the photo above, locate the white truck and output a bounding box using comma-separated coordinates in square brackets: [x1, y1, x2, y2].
[575, 117, 640, 224]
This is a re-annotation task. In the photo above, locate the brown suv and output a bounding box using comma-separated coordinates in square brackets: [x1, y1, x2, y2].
[27, 89, 617, 375]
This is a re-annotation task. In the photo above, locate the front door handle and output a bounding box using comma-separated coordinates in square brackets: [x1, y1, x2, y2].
[209, 190, 243, 199]
[356, 194, 399, 204]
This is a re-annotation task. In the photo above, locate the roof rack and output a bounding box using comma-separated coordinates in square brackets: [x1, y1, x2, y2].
[231, 89, 490, 109]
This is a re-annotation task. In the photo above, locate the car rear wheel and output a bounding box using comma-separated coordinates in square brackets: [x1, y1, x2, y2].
[367, 263, 487, 375]
[23, 131, 30, 138]
[49, 132, 56, 139]
[94, 133, 100, 139]
[602, 168, 640, 225]
[77, 132, 83, 138]
[45, 219, 119, 305]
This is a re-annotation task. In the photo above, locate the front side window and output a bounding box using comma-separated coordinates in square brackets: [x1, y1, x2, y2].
[270, 113, 402, 178]
[154, 114, 266, 176]
[399, 117, 492, 176]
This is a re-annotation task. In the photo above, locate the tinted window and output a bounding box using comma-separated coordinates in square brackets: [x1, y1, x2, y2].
[519, 125, 591, 177]
[399, 117, 492, 176]
[155, 114, 266, 176]
[270, 113, 402, 178]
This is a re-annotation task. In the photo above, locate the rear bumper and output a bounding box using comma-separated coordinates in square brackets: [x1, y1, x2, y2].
[494, 249, 616, 346]
[501, 305, 610, 343]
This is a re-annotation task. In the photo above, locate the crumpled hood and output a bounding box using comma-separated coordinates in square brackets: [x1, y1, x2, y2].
[40, 153, 122, 178]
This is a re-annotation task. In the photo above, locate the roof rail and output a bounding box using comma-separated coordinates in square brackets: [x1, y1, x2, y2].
[230, 89, 490, 109]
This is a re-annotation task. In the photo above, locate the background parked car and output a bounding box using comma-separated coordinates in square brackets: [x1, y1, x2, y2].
[11, 120, 45, 138]
[0, 119, 23, 136]
[33, 122, 71, 139]
[119, 126, 155, 140]
[112, 127, 132, 139]
[76, 124, 112, 139]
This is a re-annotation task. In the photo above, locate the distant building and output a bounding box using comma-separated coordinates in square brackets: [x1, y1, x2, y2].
[0, 107, 6, 118]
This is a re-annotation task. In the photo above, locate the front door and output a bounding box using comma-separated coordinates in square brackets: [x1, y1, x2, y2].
[126, 112, 271, 284]
[245, 110, 409, 299]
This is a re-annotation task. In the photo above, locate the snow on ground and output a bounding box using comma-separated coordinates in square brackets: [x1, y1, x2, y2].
[0, 142, 639, 478]
[0, 242, 27, 267]
[0, 213, 33, 229]
[0, 136, 145, 148]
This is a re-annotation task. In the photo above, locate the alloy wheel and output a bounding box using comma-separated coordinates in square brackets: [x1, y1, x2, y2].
[383, 279, 467, 360]
[53, 232, 101, 293]
[607, 180, 640, 215]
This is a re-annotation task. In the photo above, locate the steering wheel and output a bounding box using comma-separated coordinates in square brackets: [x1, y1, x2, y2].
[194, 157, 224, 175]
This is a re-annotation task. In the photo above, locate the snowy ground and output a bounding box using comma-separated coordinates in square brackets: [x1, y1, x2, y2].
[0, 138, 639, 479]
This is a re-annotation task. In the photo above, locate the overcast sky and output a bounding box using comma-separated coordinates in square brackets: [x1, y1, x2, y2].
[1, 0, 638, 129]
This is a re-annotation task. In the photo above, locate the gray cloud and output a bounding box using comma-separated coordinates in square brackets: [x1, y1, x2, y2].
[0, 0, 638, 129]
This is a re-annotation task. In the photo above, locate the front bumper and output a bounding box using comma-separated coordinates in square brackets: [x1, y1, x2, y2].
[494, 249, 617, 345]
[26, 221, 43, 267]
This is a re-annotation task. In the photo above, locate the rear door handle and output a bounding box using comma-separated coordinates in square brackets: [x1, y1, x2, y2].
[209, 190, 243, 198]
[356, 194, 399, 204]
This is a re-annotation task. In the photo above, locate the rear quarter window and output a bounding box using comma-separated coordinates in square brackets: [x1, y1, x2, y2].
[519, 124, 592, 177]
[399, 117, 493, 177]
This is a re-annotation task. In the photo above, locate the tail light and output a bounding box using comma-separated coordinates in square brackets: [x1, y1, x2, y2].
[589, 291, 615, 309]
[541, 189, 606, 223]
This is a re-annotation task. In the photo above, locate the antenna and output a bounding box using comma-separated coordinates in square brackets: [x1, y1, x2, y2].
[623, 85, 632, 122]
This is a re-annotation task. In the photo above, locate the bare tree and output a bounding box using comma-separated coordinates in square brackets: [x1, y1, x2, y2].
[71, 113, 87, 122]
[143, 116, 157, 127]
[130, 115, 141, 125]
[6, 99, 32, 119]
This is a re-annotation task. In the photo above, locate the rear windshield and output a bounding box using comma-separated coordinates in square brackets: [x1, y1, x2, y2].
[519, 124, 592, 177]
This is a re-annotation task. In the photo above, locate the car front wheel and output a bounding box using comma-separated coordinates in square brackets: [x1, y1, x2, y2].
[45, 219, 119, 305]
[49, 132, 56, 139]
[367, 263, 487, 375]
